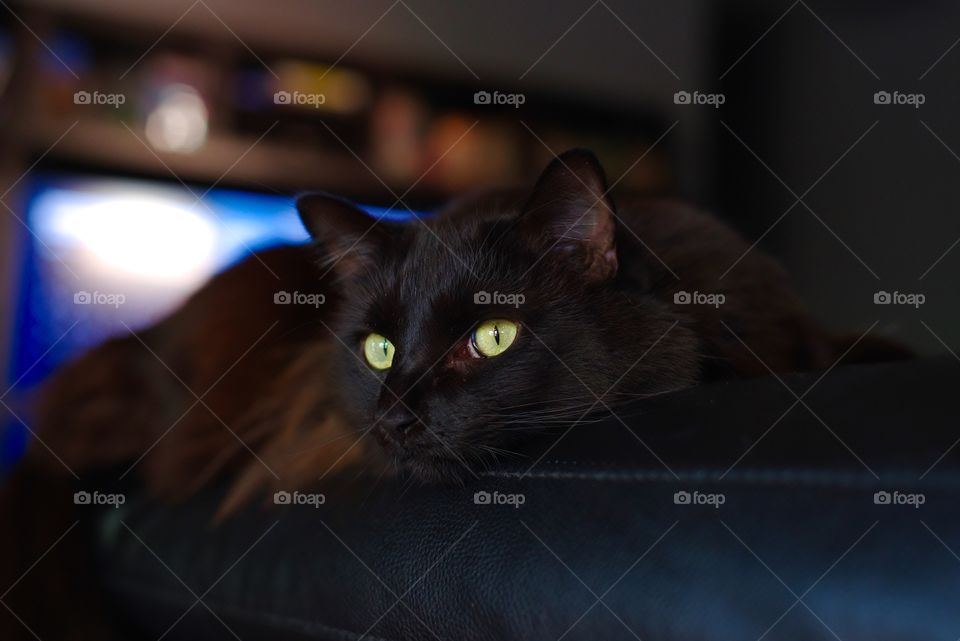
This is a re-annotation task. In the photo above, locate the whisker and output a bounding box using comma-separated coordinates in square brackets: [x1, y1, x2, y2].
[358, 461, 392, 507]
[282, 428, 369, 462]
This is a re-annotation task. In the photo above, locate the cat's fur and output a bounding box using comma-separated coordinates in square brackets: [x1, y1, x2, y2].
[0, 149, 902, 640]
[31, 149, 838, 497]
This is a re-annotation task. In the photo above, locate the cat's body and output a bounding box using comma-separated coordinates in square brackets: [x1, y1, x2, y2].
[0, 150, 897, 640]
[30, 155, 834, 503]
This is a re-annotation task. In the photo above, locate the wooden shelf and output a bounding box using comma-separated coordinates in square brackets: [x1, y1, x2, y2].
[24, 117, 420, 204]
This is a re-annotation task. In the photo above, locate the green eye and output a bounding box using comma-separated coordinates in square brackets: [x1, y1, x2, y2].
[472, 320, 518, 358]
[363, 333, 395, 370]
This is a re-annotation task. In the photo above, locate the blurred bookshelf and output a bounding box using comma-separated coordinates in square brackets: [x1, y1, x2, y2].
[0, 5, 674, 209]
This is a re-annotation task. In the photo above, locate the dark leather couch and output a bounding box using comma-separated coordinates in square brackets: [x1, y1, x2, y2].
[94, 356, 960, 640]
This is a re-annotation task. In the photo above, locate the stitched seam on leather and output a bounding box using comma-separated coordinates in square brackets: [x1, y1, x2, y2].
[104, 577, 398, 641]
[479, 467, 955, 489]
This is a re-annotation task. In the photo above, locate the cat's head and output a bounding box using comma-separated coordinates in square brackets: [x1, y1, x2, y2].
[297, 149, 698, 479]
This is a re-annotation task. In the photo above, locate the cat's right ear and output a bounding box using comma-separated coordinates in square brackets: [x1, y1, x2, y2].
[296, 193, 387, 277]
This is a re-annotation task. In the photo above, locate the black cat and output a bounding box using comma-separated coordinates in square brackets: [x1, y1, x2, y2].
[26, 148, 850, 502]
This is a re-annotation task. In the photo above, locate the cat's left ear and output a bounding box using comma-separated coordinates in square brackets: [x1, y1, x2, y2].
[296, 192, 387, 277]
[519, 149, 618, 281]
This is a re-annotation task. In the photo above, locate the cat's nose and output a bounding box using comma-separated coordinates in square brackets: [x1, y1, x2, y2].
[376, 406, 424, 446]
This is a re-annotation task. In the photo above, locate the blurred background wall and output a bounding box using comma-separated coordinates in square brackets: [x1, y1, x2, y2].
[0, 0, 957, 415]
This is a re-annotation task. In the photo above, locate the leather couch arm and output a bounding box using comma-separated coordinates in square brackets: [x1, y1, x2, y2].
[94, 357, 960, 640]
